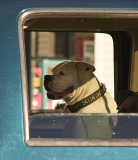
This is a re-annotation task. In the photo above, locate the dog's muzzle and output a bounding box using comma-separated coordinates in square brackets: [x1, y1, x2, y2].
[44, 74, 74, 100]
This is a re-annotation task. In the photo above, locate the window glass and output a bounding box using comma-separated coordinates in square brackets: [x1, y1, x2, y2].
[30, 114, 138, 139]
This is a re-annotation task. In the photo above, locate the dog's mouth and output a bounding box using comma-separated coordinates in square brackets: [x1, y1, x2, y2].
[46, 86, 74, 100]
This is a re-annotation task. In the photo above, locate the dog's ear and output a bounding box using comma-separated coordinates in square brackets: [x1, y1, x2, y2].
[76, 62, 95, 84]
[85, 64, 95, 73]
[52, 61, 69, 74]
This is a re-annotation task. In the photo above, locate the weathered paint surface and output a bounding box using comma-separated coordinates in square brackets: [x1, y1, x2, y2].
[1, 0, 138, 159]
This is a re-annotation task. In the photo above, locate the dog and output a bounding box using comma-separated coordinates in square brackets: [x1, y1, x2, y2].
[44, 61, 118, 138]
[118, 89, 138, 113]
[44, 61, 117, 113]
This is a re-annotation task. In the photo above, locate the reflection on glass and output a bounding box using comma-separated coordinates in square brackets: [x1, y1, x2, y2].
[30, 114, 138, 139]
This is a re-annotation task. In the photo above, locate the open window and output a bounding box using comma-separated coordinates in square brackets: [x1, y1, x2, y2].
[18, 9, 138, 146]
[25, 31, 114, 111]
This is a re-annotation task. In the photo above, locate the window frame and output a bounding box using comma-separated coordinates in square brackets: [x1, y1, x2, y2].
[18, 8, 137, 146]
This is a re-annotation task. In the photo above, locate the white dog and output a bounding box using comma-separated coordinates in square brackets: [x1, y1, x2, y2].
[44, 61, 118, 138]
[44, 61, 117, 113]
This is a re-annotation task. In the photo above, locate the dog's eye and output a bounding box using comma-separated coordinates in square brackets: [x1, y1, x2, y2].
[86, 67, 90, 71]
[59, 71, 64, 76]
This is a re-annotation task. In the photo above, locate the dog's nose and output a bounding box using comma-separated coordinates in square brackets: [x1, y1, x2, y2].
[44, 75, 52, 81]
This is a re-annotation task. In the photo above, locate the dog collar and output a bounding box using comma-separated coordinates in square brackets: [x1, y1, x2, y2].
[66, 83, 106, 113]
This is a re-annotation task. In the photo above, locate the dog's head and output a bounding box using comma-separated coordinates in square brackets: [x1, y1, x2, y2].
[44, 61, 95, 100]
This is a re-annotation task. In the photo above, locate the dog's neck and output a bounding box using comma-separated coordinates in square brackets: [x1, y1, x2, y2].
[63, 75, 101, 105]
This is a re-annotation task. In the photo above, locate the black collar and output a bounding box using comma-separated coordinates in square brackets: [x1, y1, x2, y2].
[66, 83, 106, 113]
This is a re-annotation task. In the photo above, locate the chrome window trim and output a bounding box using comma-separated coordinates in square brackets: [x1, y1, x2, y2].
[18, 8, 138, 146]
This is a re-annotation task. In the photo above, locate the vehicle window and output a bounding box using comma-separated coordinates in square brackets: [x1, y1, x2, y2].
[18, 9, 138, 146]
